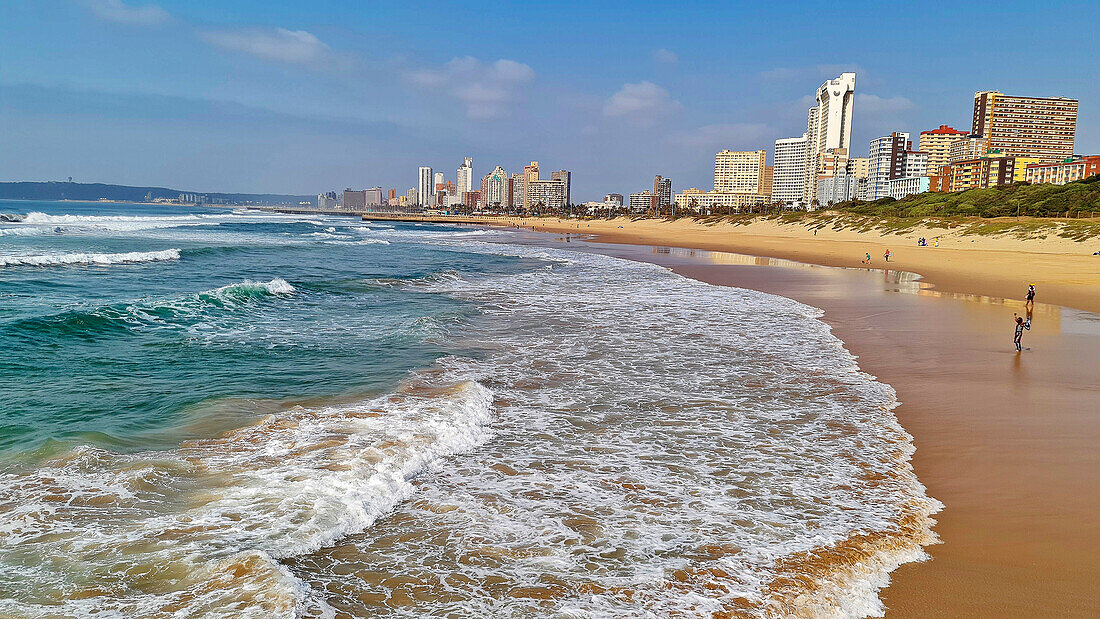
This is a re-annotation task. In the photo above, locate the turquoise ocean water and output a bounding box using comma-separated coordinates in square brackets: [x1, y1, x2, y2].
[0, 201, 939, 618]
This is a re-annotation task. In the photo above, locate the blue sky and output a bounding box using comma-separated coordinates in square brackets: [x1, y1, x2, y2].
[2, 1, 1097, 200]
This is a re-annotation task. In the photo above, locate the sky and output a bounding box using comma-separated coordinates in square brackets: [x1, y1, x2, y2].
[1, 1, 1098, 201]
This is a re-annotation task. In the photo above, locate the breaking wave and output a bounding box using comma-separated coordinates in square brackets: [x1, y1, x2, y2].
[0, 249, 181, 268]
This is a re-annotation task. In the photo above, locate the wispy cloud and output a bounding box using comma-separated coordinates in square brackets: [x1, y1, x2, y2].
[652, 48, 678, 65]
[82, 0, 168, 25]
[406, 57, 535, 119]
[857, 93, 916, 114]
[200, 28, 333, 67]
[603, 81, 681, 126]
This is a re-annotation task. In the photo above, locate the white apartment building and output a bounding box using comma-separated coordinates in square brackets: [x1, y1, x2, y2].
[417, 167, 433, 207]
[888, 176, 931, 200]
[867, 132, 910, 200]
[903, 151, 928, 178]
[816, 174, 858, 207]
[773, 134, 809, 205]
[456, 157, 473, 194]
[714, 150, 766, 193]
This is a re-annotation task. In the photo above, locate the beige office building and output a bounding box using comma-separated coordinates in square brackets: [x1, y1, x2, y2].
[972, 91, 1078, 163]
[714, 149, 767, 193]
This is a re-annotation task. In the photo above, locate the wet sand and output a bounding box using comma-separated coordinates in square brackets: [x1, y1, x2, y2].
[498, 216, 1100, 314]
[529, 235, 1100, 617]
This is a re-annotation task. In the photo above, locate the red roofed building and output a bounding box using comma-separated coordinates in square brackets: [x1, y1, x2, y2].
[919, 125, 971, 177]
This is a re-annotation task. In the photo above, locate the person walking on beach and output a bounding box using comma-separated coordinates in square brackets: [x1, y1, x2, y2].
[864, 252, 871, 264]
[1025, 284, 1036, 310]
[883, 249, 892, 262]
[1013, 313, 1031, 351]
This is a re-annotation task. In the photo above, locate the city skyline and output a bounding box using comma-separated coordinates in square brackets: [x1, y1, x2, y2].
[1, 1, 1097, 202]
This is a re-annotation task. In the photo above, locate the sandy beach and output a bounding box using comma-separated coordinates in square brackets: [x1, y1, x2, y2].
[486, 215, 1100, 314]
[516, 232, 1100, 617]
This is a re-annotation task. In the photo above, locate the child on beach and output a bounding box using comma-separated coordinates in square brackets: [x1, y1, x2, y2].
[1013, 313, 1031, 351]
[883, 250, 892, 262]
[1025, 284, 1035, 309]
[863, 252, 871, 264]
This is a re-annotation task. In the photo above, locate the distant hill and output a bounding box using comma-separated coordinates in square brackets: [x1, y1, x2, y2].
[0, 182, 314, 206]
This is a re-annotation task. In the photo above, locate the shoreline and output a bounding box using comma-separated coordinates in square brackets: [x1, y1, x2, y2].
[490, 216, 1100, 314]
[514, 231, 1100, 617]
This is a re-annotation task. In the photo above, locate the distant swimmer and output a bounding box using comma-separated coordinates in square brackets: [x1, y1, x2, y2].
[1013, 313, 1031, 351]
[1025, 284, 1035, 309]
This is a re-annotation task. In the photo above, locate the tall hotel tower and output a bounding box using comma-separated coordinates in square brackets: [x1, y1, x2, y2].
[803, 73, 856, 204]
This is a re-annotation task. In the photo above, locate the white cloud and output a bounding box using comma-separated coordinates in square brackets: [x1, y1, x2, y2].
[653, 48, 678, 65]
[201, 28, 333, 67]
[406, 57, 535, 119]
[672, 123, 773, 148]
[857, 93, 916, 114]
[83, 0, 167, 25]
[603, 81, 681, 126]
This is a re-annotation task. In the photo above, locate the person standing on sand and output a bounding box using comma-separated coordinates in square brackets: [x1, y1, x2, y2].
[884, 250, 891, 262]
[1025, 284, 1036, 309]
[1013, 314, 1031, 351]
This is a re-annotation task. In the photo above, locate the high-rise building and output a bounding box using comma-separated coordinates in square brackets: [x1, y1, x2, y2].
[761, 165, 773, 196]
[867, 132, 911, 200]
[652, 175, 672, 211]
[388, 188, 396, 200]
[848, 157, 870, 179]
[948, 135, 989, 164]
[773, 134, 809, 205]
[486, 166, 510, 208]
[456, 157, 473, 194]
[604, 193, 624, 206]
[511, 172, 527, 210]
[434, 171, 445, 188]
[316, 191, 337, 210]
[342, 189, 367, 210]
[628, 191, 655, 213]
[406, 187, 418, 205]
[714, 150, 766, 193]
[972, 91, 1078, 163]
[804, 72, 856, 203]
[417, 167, 433, 207]
[919, 126, 970, 176]
[526, 179, 567, 211]
[551, 170, 571, 206]
[365, 187, 383, 207]
[902, 151, 928, 178]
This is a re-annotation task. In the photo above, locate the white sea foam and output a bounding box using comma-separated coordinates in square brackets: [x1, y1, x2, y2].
[0, 375, 493, 618]
[0, 248, 181, 267]
[288, 239, 941, 617]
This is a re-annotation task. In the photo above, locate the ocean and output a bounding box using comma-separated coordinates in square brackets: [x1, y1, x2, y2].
[0, 201, 939, 618]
